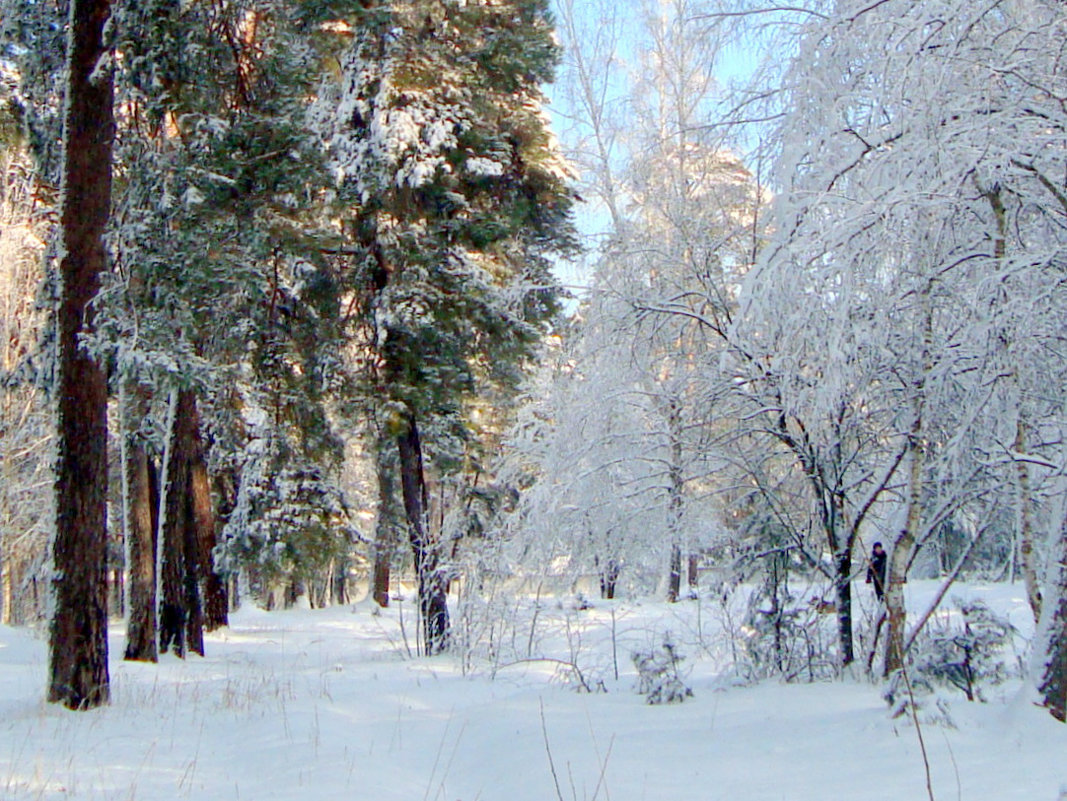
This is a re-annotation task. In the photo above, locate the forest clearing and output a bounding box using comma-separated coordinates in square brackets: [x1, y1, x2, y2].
[0, 580, 1062, 800]
[3, 1, 1067, 794]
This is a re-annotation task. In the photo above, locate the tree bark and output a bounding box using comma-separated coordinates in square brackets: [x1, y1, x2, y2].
[158, 389, 206, 656]
[188, 397, 227, 630]
[372, 444, 401, 607]
[667, 543, 682, 603]
[122, 384, 159, 662]
[833, 546, 855, 667]
[884, 277, 932, 677]
[47, 0, 114, 710]
[598, 556, 619, 600]
[1036, 516, 1067, 722]
[1015, 416, 1042, 624]
[883, 443, 920, 676]
[666, 400, 684, 603]
[396, 412, 450, 654]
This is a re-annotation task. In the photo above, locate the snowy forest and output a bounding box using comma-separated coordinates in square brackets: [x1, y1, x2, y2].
[2, 0, 1067, 797]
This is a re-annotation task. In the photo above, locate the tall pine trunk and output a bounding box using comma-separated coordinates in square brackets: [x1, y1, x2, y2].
[188, 397, 227, 630]
[48, 0, 115, 710]
[158, 389, 206, 656]
[396, 412, 449, 654]
[372, 444, 401, 607]
[122, 384, 159, 662]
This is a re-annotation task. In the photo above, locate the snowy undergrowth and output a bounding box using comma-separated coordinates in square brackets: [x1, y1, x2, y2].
[0, 581, 1062, 801]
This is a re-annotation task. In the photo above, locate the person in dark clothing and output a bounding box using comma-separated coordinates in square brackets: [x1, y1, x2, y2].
[866, 541, 887, 602]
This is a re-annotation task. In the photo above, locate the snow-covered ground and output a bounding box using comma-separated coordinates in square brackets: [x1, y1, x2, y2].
[0, 581, 1063, 800]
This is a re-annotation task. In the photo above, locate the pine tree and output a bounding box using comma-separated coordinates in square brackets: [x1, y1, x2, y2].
[105, 0, 350, 629]
[320, 0, 574, 653]
[48, 0, 115, 709]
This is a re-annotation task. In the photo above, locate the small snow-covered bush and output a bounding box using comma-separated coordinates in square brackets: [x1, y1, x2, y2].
[886, 598, 1017, 718]
[733, 585, 837, 683]
[632, 634, 693, 704]
[912, 599, 1015, 701]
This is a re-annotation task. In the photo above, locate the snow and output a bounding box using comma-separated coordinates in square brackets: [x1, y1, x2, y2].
[0, 581, 1064, 800]
[465, 156, 505, 177]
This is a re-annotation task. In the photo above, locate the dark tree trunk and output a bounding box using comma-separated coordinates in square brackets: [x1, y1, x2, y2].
[687, 554, 699, 589]
[179, 391, 206, 654]
[47, 0, 115, 710]
[598, 557, 619, 600]
[371, 556, 391, 608]
[396, 412, 449, 654]
[188, 397, 227, 630]
[372, 444, 401, 607]
[834, 548, 855, 667]
[159, 389, 206, 656]
[667, 543, 682, 603]
[159, 392, 190, 656]
[665, 403, 684, 603]
[213, 468, 240, 613]
[332, 559, 348, 606]
[123, 397, 159, 662]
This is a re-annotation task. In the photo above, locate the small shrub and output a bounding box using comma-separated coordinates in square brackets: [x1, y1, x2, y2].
[914, 599, 1014, 701]
[632, 634, 693, 704]
[886, 598, 1016, 717]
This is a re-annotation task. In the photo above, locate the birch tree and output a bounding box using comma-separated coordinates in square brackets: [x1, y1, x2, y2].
[732, 0, 1067, 674]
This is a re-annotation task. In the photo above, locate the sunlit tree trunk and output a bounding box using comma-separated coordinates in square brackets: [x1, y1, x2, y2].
[122, 384, 159, 662]
[187, 395, 227, 630]
[47, 0, 114, 710]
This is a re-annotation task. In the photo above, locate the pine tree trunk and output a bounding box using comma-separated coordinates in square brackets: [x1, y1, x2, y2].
[372, 444, 401, 608]
[159, 391, 189, 656]
[179, 391, 206, 654]
[188, 396, 227, 630]
[372, 556, 391, 608]
[47, 0, 114, 710]
[159, 389, 207, 656]
[396, 412, 449, 654]
[332, 559, 348, 606]
[123, 385, 159, 661]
